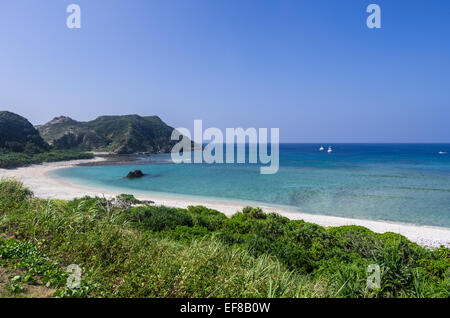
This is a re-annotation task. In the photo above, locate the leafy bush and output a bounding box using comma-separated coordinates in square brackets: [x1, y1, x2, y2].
[116, 194, 141, 204]
[0, 237, 90, 297]
[0, 178, 33, 212]
[123, 205, 193, 231]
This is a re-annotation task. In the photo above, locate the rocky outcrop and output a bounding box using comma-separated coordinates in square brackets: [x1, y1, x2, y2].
[126, 170, 145, 179]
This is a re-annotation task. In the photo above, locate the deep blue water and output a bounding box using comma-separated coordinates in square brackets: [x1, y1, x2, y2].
[52, 144, 450, 228]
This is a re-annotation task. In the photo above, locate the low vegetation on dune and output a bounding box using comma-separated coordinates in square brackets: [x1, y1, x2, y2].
[0, 151, 94, 169]
[0, 178, 448, 298]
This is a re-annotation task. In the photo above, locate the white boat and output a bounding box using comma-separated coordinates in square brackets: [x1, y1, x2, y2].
[327, 146, 332, 153]
[319, 146, 324, 151]
[438, 151, 447, 154]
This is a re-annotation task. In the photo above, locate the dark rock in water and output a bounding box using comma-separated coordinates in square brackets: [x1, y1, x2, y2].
[126, 170, 145, 179]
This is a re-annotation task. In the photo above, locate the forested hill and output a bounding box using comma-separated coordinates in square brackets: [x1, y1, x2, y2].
[36, 114, 179, 154]
[0, 111, 49, 154]
[0, 111, 92, 168]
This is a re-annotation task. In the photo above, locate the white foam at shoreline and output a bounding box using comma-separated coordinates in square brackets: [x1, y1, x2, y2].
[1, 157, 449, 248]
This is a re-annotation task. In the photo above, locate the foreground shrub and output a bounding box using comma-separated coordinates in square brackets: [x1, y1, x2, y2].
[0, 178, 33, 213]
[0, 179, 448, 298]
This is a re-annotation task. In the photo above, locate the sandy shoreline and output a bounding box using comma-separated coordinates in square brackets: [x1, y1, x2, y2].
[1, 157, 449, 248]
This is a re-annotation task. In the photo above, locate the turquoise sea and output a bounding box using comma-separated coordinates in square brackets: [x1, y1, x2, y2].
[52, 144, 450, 228]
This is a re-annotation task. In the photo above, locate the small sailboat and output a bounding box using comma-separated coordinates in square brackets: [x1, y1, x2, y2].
[319, 146, 324, 151]
[327, 146, 332, 153]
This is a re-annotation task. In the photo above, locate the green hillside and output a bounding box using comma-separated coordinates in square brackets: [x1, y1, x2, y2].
[0, 111, 49, 154]
[37, 114, 180, 154]
[0, 111, 93, 168]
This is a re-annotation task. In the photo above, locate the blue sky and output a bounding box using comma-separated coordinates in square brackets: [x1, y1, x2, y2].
[1, 0, 449, 142]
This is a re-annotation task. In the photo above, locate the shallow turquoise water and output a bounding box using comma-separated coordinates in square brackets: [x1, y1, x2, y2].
[52, 144, 450, 227]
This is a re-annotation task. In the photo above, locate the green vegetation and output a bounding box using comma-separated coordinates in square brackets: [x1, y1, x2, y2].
[0, 150, 94, 169]
[0, 111, 49, 154]
[0, 237, 89, 297]
[36, 114, 182, 154]
[0, 111, 94, 168]
[116, 193, 142, 204]
[0, 179, 448, 298]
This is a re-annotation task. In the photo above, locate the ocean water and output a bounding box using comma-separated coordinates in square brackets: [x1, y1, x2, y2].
[52, 144, 450, 228]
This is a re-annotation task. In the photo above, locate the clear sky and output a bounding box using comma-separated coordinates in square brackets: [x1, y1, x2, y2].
[1, 0, 449, 142]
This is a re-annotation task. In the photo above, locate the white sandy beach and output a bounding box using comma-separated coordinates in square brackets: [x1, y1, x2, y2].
[1, 157, 449, 248]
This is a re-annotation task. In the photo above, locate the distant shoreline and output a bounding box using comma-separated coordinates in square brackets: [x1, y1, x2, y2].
[1, 157, 449, 248]
[76, 153, 139, 166]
